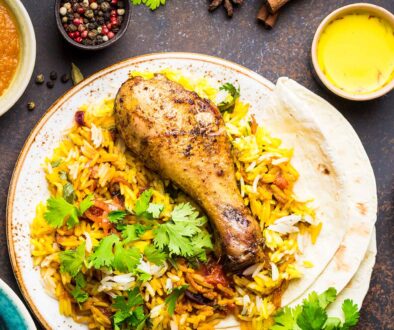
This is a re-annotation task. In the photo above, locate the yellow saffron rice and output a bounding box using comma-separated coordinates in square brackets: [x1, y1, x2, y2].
[31, 70, 318, 330]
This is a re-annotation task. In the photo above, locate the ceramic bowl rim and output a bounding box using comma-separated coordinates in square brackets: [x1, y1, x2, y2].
[54, 0, 131, 51]
[0, 0, 36, 116]
[0, 278, 36, 330]
[311, 3, 394, 101]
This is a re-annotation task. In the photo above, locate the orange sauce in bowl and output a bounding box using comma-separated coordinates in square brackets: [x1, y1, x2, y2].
[0, 1, 20, 97]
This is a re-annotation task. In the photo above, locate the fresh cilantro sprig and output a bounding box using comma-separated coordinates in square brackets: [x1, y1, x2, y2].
[59, 242, 86, 277]
[165, 285, 188, 316]
[218, 82, 240, 113]
[153, 203, 213, 260]
[144, 245, 167, 265]
[71, 273, 88, 304]
[122, 224, 150, 244]
[131, 0, 166, 10]
[88, 234, 120, 269]
[108, 210, 127, 224]
[44, 194, 93, 228]
[271, 288, 360, 330]
[113, 288, 147, 330]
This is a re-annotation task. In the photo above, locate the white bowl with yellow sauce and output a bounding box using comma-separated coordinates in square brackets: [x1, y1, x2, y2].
[0, 0, 36, 116]
[312, 3, 394, 101]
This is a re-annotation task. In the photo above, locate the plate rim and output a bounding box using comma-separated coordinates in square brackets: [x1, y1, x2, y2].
[6, 52, 275, 329]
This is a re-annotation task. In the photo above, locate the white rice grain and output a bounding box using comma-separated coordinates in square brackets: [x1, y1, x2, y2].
[83, 232, 92, 253]
[271, 262, 279, 281]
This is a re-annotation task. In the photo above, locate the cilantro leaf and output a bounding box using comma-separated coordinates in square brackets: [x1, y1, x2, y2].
[324, 317, 342, 330]
[318, 287, 337, 309]
[144, 245, 167, 265]
[79, 194, 94, 215]
[108, 210, 127, 223]
[113, 243, 141, 273]
[74, 272, 86, 288]
[342, 299, 359, 328]
[220, 82, 240, 99]
[134, 189, 153, 216]
[296, 302, 327, 330]
[59, 242, 85, 277]
[154, 222, 194, 256]
[122, 224, 149, 244]
[44, 196, 79, 228]
[271, 288, 360, 330]
[63, 182, 75, 203]
[147, 203, 164, 218]
[44, 195, 93, 229]
[165, 285, 188, 316]
[153, 203, 212, 259]
[131, 0, 166, 10]
[271, 305, 302, 330]
[218, 82, 240, 113]
[89, 235, 119, 269]
[71, 286, 88, 304]
[113, 288, 147, 330]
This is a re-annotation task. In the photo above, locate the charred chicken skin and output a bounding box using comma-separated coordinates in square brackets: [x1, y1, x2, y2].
[114, 74, 263, 271]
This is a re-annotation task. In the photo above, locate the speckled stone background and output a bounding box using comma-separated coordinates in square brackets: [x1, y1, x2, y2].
[0, 0, 393, 329]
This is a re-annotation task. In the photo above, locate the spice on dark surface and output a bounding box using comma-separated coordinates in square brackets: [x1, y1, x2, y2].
[61, 73, 70, 83]
[27, 101, 35, 111]
[50, 71, 58, 80]
[46, 81, 54, 89]
[71, 63, 84, 85]
[208, 0, 244, 17]
[35, 74, 44, 84]
[59, 0, 126, 46]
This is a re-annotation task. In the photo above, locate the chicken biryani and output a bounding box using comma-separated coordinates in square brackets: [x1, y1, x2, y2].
[31, 70, 320, 330]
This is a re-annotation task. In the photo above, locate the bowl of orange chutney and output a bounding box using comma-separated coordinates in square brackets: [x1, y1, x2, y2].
[0, 0, 35, 116]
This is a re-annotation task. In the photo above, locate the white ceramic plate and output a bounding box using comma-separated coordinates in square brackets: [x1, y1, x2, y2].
[6, 53, 376, 329]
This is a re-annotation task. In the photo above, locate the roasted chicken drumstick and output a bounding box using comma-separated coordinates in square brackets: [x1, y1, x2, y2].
[115, 74, 263, 271]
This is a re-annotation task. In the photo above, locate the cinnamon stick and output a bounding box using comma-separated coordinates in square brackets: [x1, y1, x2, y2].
[257, 4, 279, 29]
[257, 4, 269, 21]
[267, 0, 289, 13]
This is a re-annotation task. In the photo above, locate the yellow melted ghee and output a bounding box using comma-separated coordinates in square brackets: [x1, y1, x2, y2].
[317, 12, 394, 95]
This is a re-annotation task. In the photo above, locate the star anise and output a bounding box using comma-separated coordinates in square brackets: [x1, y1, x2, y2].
[208, 0, 244, 17]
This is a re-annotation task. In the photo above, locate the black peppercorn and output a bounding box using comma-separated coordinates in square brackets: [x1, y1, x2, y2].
[50, 71, 58, 81]
[47, 81, 55, 89]
[61, 74, 70, 83]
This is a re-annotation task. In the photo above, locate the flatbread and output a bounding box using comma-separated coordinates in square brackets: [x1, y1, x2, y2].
[251, 79, 349, 306]
[327, 228, 376, 319]
[276, 78, 377, 306]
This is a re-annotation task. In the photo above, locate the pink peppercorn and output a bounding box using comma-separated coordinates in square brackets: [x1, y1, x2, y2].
[107, 31, 115, 39]
[73, 18, 81, 26]
[81, 30, 88, 38]
[77, 7, 85, 14]
[75, 36, 83, 43]
[102, 26, 109, 35]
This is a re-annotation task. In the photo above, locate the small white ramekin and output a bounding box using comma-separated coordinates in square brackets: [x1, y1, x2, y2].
[311, 3, 394, 101]
[0, 0, 36, 116]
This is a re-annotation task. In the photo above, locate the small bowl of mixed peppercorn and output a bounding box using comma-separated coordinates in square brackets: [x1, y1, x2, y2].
[55, 0, 130, 50]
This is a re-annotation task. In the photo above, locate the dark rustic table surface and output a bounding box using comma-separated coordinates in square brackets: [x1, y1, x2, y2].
[0, 0, 393, 329]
